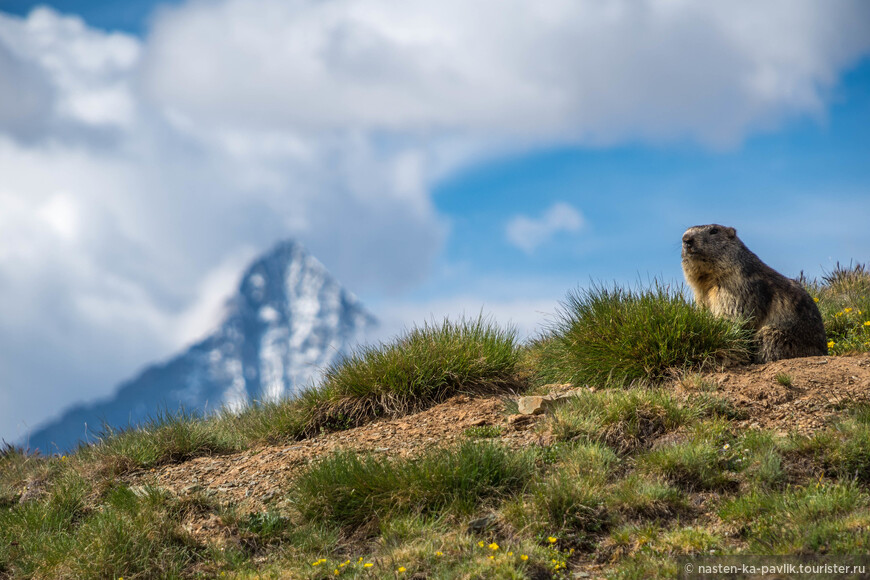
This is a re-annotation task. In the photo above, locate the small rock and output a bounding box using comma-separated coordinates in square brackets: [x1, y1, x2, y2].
[517, 396, 548, 415]
[516, 389, 582, 415]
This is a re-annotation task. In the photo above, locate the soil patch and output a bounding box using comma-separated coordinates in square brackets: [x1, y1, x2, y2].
[682, 353, 870, 435]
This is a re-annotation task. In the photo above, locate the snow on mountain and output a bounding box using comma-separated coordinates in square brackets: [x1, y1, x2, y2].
[25, 240, 377, 453]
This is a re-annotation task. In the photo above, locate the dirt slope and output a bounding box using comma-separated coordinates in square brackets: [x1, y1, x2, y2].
[124, 353, 870, 542]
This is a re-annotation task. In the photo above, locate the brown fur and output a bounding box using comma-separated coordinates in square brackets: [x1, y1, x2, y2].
[681, 224, 827, 362]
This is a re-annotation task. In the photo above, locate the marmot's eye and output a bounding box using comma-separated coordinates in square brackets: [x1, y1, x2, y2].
[709, 227, 720, 235]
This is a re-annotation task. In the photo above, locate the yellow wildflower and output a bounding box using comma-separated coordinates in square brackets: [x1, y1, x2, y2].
[508, 551, 513, 556]
[489, 556, 495, 560]
[489, 542, 499, 551]
[548, 536, 557, 544]
[520, 554, 529, 561]
[478, 541, 485, 548]
[435, 551, 443, 556]
[363, 563, 373, 568]
[845, 307, 853, 313]
[813, 297, 820, 302]
[864, 321, 870, 326]
[397, 567, 406, 573]
[828, 340, 835, 349]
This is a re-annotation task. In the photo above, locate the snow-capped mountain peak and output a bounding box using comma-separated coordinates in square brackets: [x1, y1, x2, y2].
[26, 240, 377, 453]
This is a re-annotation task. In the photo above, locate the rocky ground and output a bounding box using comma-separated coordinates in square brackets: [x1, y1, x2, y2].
[124, 353, 870, 548]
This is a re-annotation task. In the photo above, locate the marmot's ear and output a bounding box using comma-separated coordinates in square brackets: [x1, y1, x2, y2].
[726, 227, 736, 239]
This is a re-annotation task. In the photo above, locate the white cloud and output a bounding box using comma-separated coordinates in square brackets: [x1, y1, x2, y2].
[0, 40, 53, 141]
[141, 0, 870, 146]
[506, 203, 585, 254]
[0, 8, 446, 442]
[0, 1, 869, 442]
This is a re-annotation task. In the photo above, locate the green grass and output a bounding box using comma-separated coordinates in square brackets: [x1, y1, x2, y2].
[606, 523, 723, 579]
[637, 419, 739, 492]
[639, 441, 737, 492]
[0, 472, 215, 579]
[807, 262, 870, 354]
[605, 475, 688, 519]
[530, 472, 610, 538]
[549, 387, 723, 452]
[290, 441, 536, 530]
[533, 283, 753, 388]
[306, 316, 523, 434]
[739, 434, 788, 490]
[523, 442, 617, 538]
[719, 482, 870, 553]
[0, 443, 49, 508]
[76, 409, 244, 474]
[6, 269, 870, 578]
[791, 405, 870, 484]
[463, 425, 503, 438]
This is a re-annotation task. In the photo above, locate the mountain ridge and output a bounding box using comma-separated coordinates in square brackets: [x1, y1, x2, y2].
[25, 240, 377, 453]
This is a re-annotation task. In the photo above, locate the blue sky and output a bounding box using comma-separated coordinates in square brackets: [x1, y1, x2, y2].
[1, 0, 180, 33]
[419, 57, 870, 300]
[0, 0, 869, 443]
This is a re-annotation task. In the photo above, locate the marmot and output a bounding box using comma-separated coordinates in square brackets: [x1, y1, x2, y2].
[681, 224, 827, 362]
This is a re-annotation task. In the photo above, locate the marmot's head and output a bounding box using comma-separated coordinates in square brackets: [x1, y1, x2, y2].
[681, 224, 741, 278]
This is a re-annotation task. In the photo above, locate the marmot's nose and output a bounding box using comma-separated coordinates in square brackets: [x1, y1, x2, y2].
[682, 233, 694, 247]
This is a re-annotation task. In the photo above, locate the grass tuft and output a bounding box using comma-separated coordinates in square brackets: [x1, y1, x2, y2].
[605, 475, 688, 519]
[550, 387, 709, 452]
[719, 482, 870, 553]
[0, 474, 204, 578]
[794, 407, 870, 484]
[532, 472, 609, 537]
[533, 282, 753, 388]
[291, 441, 535, 530]
[76, 409, 243, 473]
[306, 316, 522, 435]
[638, 420, 739, 492]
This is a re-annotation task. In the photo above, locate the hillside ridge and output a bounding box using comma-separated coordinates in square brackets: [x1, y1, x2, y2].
[125, 353, 870, 550]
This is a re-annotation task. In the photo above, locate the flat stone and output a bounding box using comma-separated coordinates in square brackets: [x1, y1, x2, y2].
[516, 386, 583, 415]
[517, 395, 548, 415]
